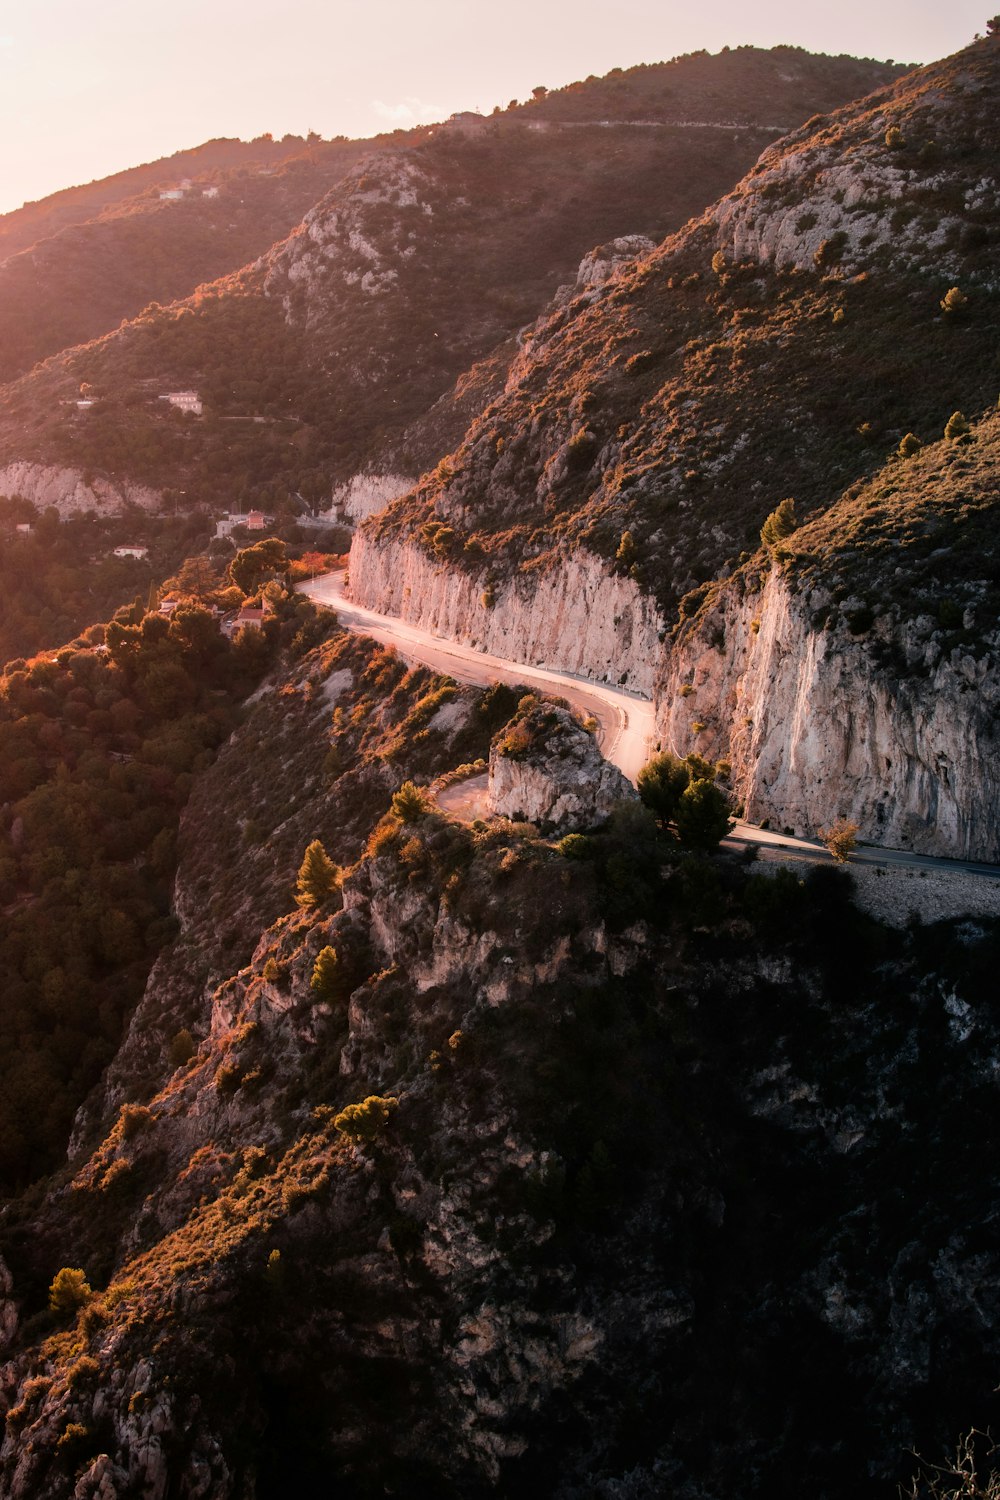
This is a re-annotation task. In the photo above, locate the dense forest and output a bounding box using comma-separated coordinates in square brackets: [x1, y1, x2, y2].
[0, 562, 328, 1188]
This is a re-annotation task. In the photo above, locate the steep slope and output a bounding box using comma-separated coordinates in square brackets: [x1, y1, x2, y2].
[0, 48, 906, 515]
[1, 694, 1000, 1496]
[659, 407, 1000, 858]
[350, 29, 1000, 858]
[0, 139, 377, 384]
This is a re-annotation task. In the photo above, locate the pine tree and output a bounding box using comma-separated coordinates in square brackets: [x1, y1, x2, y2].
[295, 840, 341, 908]
[310, 945, 342, 1003]
[637, 752, 690, 828]
[674, 779, 734, 850]
[818, 817, 859, 863]
[49, 1267, 92, 1317]
[760, 498, 797, 551]
[391, 781, 432, 823]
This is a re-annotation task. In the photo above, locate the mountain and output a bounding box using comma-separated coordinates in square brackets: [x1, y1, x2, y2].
[0, 47, 906, 516]
[349, 28, 1000, 860]
[2, 35, 1000, 1500]
[0, 137, 398, 385]
[0, 605, 998, 1498]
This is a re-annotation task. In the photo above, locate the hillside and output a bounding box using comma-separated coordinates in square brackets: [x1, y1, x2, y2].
[0, 623, 998, 1495]
[349, 28, 1000, 860]
[2, 32, 1000, 1500]
[0, 47, 907, 515]
[0, 139, 391, 385]
[0, 135, 345, 258]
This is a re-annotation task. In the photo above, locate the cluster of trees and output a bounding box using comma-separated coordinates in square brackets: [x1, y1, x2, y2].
[0, 580, 326, 1189]
[636, 751, 734, 849]
[0, 500, 213, 665]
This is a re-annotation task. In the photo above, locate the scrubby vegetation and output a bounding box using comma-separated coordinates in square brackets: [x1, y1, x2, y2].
[0, 579, 323, 1187]
[0, 50, 903, 504]
[0, 33, 999, 1500]
[366, 35, 1000, 627]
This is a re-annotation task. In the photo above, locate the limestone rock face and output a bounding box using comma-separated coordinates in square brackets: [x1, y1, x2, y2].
[263, 153, 432, 321]
[329, 470, 414, 524]
[0, 462, 160, 517]
[552, 234, 657, 308]
[349, 530, 664, 694]
[487, 704, 636, 832]
[658, 569, 1000, 861]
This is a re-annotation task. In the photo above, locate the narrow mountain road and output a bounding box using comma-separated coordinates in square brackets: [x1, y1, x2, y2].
[302, 570, 1000, 882]
[303, 570, 656, 784]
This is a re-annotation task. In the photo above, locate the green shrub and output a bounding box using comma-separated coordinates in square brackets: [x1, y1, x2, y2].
[760, 498, 797, 551]
[615, 530, 638, 568]
[120, 1103, 153, 1141]
[637, 752, 690, 827]
[48, 1267, 93, 1317]
[675, 779, 733, 850]
[66, 1356, 100, 1391]
[334, 1095, 399, 1143]
[391, 780, 433, 822]
[310, 945, 346, 1005]
[813, 231, 847, 270]
[556, 833, 593, 860]
[945, 411, 970, 441]
[168, 1028, 196, 1068]
[898, 432, 922, 458]
[818, 817, 859, 862]
[940, 286, 968, 317]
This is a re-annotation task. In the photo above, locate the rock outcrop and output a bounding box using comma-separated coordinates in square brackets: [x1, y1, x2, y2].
[707, 32, 1000, 281]
[329, 470, 414, 524]
[487, 703, 635, 831]
[551, 234, 657, 308]
[0, 462, 161, 517]
[349, 530, 664, 694]
[658, 568, 1000, 861]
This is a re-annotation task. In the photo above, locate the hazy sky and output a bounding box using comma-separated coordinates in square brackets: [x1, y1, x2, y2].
[0, 0, 991, 215]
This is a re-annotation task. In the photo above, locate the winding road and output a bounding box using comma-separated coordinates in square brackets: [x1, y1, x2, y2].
[303, 570, 656, 784]
[303, 570, 1000, 882]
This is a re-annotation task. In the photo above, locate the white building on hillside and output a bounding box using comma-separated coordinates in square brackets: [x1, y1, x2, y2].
[160, 391, 203, 415]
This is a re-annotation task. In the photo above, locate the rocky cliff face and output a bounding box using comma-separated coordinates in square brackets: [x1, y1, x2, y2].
[658, 568, 1000, 861]
[345, 35, 1000, 864]
[350, 529, 664, 694]
[0, 462, 160, 517]
[329, 469, 414, 524]
[707, 32, 1000, 280]
[4, 747, 1000, 1497]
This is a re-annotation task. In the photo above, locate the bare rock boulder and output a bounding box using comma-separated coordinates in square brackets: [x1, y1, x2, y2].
[487, 702, 636, 833]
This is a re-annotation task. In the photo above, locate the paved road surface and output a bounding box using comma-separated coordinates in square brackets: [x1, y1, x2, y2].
[303, 570, 1000, 881]
[303, 570, 656, 785]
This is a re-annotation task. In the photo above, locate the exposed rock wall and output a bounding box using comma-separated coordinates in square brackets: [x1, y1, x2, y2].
[659, 569, 1000, 862]
[329, 471, 414, 524]
[349, 530, 664, 695]
[0, 461, 161, 517]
